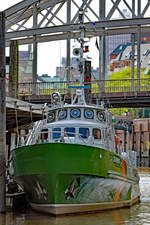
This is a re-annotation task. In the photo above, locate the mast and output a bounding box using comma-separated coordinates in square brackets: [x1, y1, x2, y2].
[72, 7, 91, 105]
[78, 7, 85, 87]
[78, 8, 91, 103]
[74, 7, 87, 104]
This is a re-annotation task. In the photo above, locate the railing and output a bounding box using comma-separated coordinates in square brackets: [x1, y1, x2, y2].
[17, 78, 150, 96]
[15, 129, 137, 167]
[25, 120, 46, 146]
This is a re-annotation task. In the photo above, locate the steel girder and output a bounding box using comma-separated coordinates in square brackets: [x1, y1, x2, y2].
[4, 0, 150, 45]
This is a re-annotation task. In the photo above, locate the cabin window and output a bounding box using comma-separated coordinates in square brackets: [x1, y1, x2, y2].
[79, 128, 90, 139]
[58, 110, 67, 120]
[93, 128, 101, 140]
[70, 109, 81, 118]
[41, 129, 48, 142]
[64, 127, 75, 137]
[52, 128, 61, 139]
[84, 109, 94, 119]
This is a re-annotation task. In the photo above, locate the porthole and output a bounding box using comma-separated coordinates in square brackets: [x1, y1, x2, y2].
[47, 112, 55, 122]
[58, 110, 67, 120]
[84, 109, 94, 119]
[97, 111, 105, 122]
[70, 109, 81, 118]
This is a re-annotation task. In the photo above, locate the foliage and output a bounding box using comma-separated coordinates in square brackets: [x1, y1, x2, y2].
[109, 67, 145, 80]
[108, 67, 148, 118]
[109, 108, 128, 117]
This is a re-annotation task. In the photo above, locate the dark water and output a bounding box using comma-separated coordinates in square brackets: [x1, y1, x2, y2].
[1, 168, 150, 225]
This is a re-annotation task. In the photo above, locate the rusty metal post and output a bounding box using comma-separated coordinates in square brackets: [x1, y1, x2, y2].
[132, 124, 135, 151]
[148, 123, 150, 167]
[137, 25, 141, 91]
[139, 124, 142, 167]
[9, 40, 19, 98]
[32, 4, 38, 95]
[66, 0, 71, 84]
[131, 33, 135, 91]
[0, 11, 6, 212]
[99, 0, 106, 96]
[124, 129, 127, 152]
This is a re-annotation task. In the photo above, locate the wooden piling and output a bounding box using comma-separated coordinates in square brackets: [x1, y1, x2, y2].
[139, 124, 142, 167]
[9, 40, 18, 99]
[148, 123, 150, 167]
[0, 11, 6, 213]
[124, 130, 126, 152]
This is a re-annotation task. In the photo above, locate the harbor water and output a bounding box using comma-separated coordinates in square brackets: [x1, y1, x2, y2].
[1, 167, 150, 225]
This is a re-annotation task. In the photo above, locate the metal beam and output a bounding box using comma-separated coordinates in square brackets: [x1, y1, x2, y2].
[6, 17, 150, 40]
[132, 0, 135, 17]
[83, 0, 99, 20]
[5, 0, 64, 31]
[123, 0, 136, 17]
[32, 3, 38, 90]
[66, 0, 71, 84]
[44, 1, 65, 27]
[107, 0, 121, 19]
[138, 0, 141, 17]
[111, 0, 125, 19]
[4, 0, 38, 17]
[5, 24, 150, 46]
[38, 3, 56, 28]
[71, 0, 92, 23]
[141, 0, 150, 17]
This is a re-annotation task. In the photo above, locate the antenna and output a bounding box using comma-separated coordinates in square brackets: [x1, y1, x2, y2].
[69, 7, 91, 104]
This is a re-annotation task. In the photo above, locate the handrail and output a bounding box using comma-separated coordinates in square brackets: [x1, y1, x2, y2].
[15, 130, 137, 166]
[18, 130, 98, 147]
[25, 120, 46, 146]
[17, 78, 150, 96]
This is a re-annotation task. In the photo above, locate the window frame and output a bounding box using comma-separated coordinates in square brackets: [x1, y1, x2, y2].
[52, 127, 61, 139]
[79, 127, 90, 139]
[92, 128, 101, 140]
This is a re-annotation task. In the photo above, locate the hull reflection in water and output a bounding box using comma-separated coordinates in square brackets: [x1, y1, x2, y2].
[139, 167, 150, 203]
[2, 168, 150, 225]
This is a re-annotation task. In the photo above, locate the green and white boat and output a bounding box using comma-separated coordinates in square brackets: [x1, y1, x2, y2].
[12, 89, 140, 215]
[12, 12, 140, 214]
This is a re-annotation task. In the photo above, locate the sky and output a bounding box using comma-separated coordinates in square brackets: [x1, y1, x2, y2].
[0, 0, 22, 11]
[1, 0, 149, 77]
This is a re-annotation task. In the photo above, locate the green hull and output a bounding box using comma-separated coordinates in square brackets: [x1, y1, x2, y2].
[12, 143, 140, 214]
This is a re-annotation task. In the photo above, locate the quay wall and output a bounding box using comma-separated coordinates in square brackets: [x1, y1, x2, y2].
[116, 118, 150, 167]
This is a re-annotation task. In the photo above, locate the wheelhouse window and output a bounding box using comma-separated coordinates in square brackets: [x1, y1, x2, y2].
[93, 128, 101, 140]
[79, 128, 90, 139]
[70, 109, 81, 118]
[64, 127, 75, 137]
[58, 110, 67, 120]
[52, 128, 61, 139]
[41, 129, 48, 142]
[84, 109, 94, 119]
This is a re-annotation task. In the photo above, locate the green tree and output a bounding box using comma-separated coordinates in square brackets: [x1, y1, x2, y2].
[108, 67, 146, 118]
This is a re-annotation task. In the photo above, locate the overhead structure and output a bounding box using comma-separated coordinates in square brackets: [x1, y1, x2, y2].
[4, 0, 150, 43]
[6, 97, 44, 130]
[4, 0, 150, 81]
